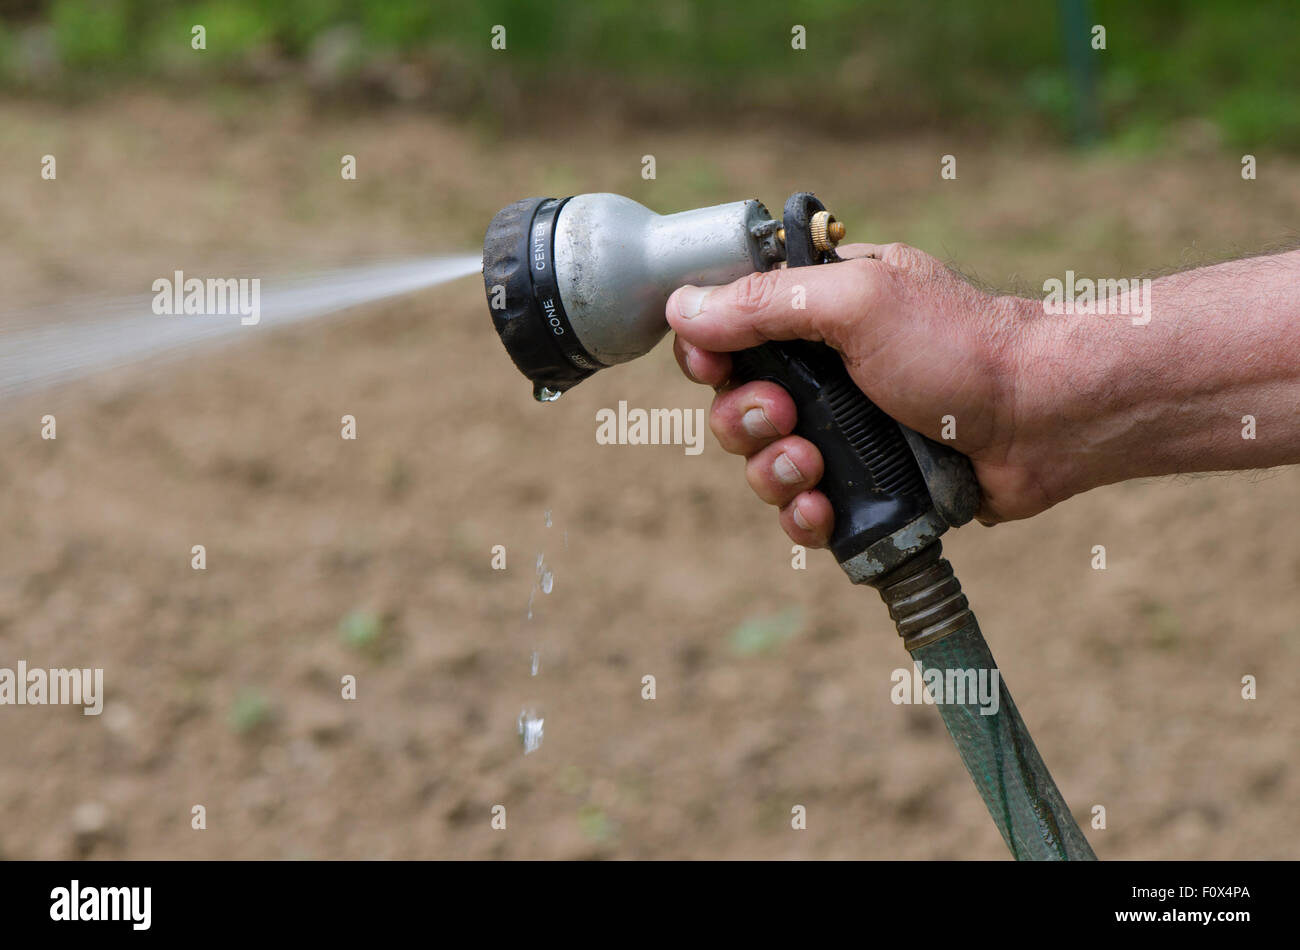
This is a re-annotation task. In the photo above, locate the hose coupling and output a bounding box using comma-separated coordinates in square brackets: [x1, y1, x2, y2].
[871, 542, 973, 651]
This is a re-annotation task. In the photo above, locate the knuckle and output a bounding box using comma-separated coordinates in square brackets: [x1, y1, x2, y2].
[728, 271, 782, 315]
[836, 258, 887, 320]
[876, 241, 915, 265]
[879, 241, 944, 278]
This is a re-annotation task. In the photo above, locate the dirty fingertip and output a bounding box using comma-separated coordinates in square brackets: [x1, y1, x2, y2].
[784, 491, 832, 547]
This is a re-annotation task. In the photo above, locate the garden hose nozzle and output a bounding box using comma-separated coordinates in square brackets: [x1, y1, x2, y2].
[482, 192, 979, 584]
[482, 192, 1096, 859]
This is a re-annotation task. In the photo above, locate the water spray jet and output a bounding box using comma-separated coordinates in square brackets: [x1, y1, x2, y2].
[1, 255, 482, 399]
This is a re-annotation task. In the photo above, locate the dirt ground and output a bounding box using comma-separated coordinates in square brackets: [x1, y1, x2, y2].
[1, 91, 1297, 859]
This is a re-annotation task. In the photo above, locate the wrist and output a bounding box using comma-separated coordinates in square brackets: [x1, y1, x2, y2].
[1001, 291, 1150, 505]
[990, 293, 1115, 511]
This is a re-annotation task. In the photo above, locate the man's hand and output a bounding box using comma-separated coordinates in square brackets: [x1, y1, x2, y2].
[668, 242, 1300, 547]
[667, 242, 1045, 545]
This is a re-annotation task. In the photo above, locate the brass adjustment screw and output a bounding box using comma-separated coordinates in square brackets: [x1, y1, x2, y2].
[810, 210, 846, 251]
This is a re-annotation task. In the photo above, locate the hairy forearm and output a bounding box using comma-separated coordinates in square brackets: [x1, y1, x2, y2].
[1012, 249, 1300, 502]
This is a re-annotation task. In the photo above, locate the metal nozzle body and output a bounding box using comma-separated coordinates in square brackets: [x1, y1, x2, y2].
[552, 194, 776, 365]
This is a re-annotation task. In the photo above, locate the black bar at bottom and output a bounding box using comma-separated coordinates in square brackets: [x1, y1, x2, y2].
[0, 859, 1280, 938]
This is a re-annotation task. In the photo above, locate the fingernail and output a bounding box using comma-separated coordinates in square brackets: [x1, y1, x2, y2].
[792, 503, 813, 531]
[683, 347, 703, 383]
[676, 285, 714, 319]
[741, 407, 778, 438]
[773, 453, 803, 485]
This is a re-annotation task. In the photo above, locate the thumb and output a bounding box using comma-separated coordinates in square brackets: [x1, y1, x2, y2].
[666, 260, 878, 353]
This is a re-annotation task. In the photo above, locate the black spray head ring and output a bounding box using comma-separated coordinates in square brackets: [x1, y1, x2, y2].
[482, 196, 603, 400]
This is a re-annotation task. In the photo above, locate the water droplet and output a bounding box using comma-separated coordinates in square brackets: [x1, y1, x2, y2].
[544, 509, 552, 528]
[541, 570, 554, 594]
[517, 709, 544, 754]
[533, 384, 563, 403]
[530, 651, 540, 676]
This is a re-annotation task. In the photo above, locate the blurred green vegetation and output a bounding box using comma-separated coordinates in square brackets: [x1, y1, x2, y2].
[0, 0, 1297, 148]
[730, 606, 804, 656]
[227, 686, 273, 735]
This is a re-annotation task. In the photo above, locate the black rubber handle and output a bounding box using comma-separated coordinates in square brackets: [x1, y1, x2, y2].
[729, 340, 936, 565]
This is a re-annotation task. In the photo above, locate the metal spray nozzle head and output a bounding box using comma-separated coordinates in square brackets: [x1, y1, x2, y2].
[482, 193, 783, 399]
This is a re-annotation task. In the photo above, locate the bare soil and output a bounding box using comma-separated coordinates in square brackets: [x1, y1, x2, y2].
[1, 92, 1297, 859]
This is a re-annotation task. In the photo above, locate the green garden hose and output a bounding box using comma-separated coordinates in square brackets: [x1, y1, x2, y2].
[875, 543, 1097, 860]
